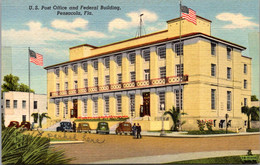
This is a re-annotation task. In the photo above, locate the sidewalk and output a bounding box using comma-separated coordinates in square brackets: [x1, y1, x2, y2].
[90, 150, 260, 164]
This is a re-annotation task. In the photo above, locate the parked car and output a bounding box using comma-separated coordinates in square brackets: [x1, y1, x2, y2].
[7, 121, 19, 128]
[116, 122, 132, 135]
[20, 121, 31, 130]
[56, 122, 73, 132]
[77, 123, 91, 133]
[96, 122, 109, 134]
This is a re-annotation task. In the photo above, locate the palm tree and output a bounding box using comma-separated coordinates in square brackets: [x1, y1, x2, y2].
[31, 113, 39, 123]
[164, 106, 187, 131]
[39, 113, 51, 128]
[242, 106, 259, 129]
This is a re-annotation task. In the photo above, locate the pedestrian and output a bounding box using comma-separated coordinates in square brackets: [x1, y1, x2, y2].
[136, 123, 142, 139]
[72, 121, 76, 132]
[132, 123, 136, 138]
[31, 122, 34, 131]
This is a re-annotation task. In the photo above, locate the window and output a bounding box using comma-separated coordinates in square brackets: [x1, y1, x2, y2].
[73, 64, 78, 74]
[211, 43, 216, 55]
[175, 89, 183, 110]
[65, 82, 68, 90]
[244, 64, 247, 74]
[130, 94, 135, 112]
[227, 91, 232, 111]
[144, 69, 150, 80]
[211, 89, 216, 109]
[117, 74, 122, 84]
[82, 62, 88, 72]
[55, 68, 60, 77]
[22, 100, 26, 109]
[227, 47, 231, 59]
[56, 83, 60, 91]
[143, 49, 150, 61]
[160, 67, 166, 78]
[175, 42, 183, 56]
[64, 100, 68, 114]
[104, 96, 109, 114]
[176, 64, 183, 76]
[129, 52, 136, 64]
[116, 55, 122, 66]
[116, 95, 122, 113]
[244, 79, 247, 89]
[13, 100, 17, 109]
[104, 57, 110, 68]
[94, 77, 98, 86]
[55, 100, 60, 116]
[227, 67, 231, 80]
[158, 45, 166, 58]
[105, 76, 110, 85]
[244, 98, 247, 106]
[83, 98, 87, 114]
[93, 98, 98, 114]
[74, 81, 78, 89]
[6, 100, 10, 108]
[130, 72, 136, 82]
[159, 92, 165, 110]
[64, 66, 68, 76]
[93, 60, 98, 70]
[211, 64, 216, 77]
[84, 79, 88, 88]
[34, 101, 37, 109]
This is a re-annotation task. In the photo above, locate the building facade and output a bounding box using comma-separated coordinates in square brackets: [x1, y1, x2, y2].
[45, 16, 251, 130]
[2, 91, 47, 127]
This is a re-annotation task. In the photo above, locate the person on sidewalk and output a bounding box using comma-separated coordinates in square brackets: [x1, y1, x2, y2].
[132, 123, 136, 138]
[136, 123, 142, 139]
[72, 121, 76, 132]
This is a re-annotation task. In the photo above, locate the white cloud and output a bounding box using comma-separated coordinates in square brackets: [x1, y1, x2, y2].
[108, 9, 158, 32]
[51, 18, 88, 32]
[216, 13, 259, 29]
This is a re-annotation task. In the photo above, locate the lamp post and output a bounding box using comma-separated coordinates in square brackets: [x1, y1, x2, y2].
[160, 103, 166, 136]
[131, 103, 134, 124]
[225, 113, 229, 134]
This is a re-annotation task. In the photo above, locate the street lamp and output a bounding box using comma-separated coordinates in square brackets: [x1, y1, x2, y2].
[130, 103, 134, 124]
[225, 113, 229, 134]
[160, 103, 166, 136]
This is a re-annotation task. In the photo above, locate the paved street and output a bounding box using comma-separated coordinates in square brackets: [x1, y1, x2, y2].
[50, 132, 260, 164]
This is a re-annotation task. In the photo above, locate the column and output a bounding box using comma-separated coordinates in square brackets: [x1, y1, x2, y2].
[98, 95, 104, 116]
[150, 88, 158, 119]
[166, 43, 174, 77]
[68, 98, 73, 118]
[165, 87, 174, 111]
[98, 58, 105, 86]
[135, 90, 142, 117]
[87, 96, 93, 117]
[150, 46, 159, 79]
[121, 92, 129, 116]
[135, 49, 143, 81]
[78, 97, 83, 117]
[78, 63, 84, 88]
[109, 56, 117, 84]
[122, 53, 130, 82]
[87, 61, 94, 87]
[68, 65, 73, 89]
[109, 95, 116, 116]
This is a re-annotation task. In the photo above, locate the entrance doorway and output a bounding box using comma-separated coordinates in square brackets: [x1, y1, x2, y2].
[140, 92, 150, 117]
[71, 99, 78, 118]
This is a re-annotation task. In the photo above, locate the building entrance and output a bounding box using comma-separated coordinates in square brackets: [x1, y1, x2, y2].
[71, 99, 78, 118]
[140, 92, 150, 117]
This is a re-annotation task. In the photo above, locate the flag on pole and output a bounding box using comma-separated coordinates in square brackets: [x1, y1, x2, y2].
[181, 6, 197, 25]
[29, 49, 43, 66]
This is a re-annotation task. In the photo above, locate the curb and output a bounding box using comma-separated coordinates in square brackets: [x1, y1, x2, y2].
[50, 141, 84, 145]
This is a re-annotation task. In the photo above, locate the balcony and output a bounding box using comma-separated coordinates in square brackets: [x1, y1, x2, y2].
[50, 75, 188, 97]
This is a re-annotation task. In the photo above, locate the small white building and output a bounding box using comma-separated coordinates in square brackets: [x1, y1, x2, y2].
[2, 91, 47, 127]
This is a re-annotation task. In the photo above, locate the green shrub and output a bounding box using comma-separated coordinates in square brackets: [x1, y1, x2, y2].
[247, 128, 260, 132]
[187, 130, 236, 135]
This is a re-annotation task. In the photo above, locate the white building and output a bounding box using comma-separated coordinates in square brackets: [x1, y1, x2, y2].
[2, 91, 47, 127]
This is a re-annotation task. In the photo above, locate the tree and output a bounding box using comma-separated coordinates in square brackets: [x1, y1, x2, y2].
[39, 113, 51, 128]
[242, 106, 259, 129]
[18, 83, 35, 93]
[1, 74, 19, 92]
[250, 106, 260, 121]
[164, 106, 187, 131]
[31, 113, 39, 123]
[251, 95, 259, 101]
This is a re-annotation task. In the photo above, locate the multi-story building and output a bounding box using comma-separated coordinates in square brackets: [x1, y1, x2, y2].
[2, 91, 47, 127]
[45, 16, 251, 130]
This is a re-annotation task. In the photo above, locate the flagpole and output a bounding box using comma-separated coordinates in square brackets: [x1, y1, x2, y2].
[179, 0, 183, 131]
[28, 47, 31, 124]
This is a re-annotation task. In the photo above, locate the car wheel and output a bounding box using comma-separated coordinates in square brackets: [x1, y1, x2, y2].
[120, 132, 122, 135]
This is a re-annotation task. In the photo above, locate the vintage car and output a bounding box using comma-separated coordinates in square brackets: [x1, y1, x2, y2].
[77, 123, 91, 133]
[20, 121, 31, 130]
[96, 122, 109, 134]
[7, 121, 20, 128]
[115, 122, 132, 135]
[56, 122, 73, 132]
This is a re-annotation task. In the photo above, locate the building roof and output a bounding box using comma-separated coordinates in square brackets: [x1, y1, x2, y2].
[167, 15, 212, 23]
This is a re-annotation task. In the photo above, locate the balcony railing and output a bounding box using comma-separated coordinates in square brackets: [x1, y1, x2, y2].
[50, 75, 188, 97]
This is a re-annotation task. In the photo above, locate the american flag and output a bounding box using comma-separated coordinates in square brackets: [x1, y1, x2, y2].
[181, 8, 197, 25]
[29, 49, 43, 66]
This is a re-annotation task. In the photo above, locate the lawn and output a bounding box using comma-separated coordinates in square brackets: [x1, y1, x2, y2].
[166, 155, 260, 164]
[247, 128, 260, 132]
[187, 130, 236, 135]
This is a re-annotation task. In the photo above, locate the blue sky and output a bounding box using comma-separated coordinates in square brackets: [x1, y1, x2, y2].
[1, 0, 259, 98]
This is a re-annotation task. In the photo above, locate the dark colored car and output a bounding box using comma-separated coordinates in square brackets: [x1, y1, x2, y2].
[8, 121, 19, 128]
[96, 122, 109, 134]
[56, 122, 73, 132]
[20, 121, 31, 130]
[116, 122, 132, 135]
[77, 123, 91, 133]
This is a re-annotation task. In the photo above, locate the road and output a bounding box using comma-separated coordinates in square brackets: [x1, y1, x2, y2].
[50, 132, 260, 164]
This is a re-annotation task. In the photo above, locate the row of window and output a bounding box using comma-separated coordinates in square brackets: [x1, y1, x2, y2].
[211, 43, 232, 60]
[55, 90, 183, 116]
[5, 100, 37, 109]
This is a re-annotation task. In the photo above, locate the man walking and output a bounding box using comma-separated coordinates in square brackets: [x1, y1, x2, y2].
[136, 123, 142, 139]
[132, 123, 136, 138]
